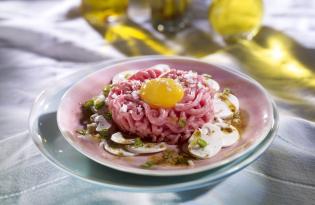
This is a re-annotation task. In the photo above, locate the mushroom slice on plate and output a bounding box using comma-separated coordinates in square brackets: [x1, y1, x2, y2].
[111, 132, 135, 145]
[112, 70, 138, 84]
[126, 142, 167, 154]
[94, 115, 111, 132]
[103, 140, 136, 157]
[188, 124, 223, 159]
[213, 93, 239, 119]
[215, 122, 240, 147]
[203, 77, 220, 92]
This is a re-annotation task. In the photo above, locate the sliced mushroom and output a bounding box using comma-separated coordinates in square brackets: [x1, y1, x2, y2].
[225, 93, 239, 112]
[213, 93, 239, 119]
[111, 132, 135, 145]
[126, 142, 167, 154]
[103, 140, 136, 157]
[215, 122, 240, 147]
[204, 78, 220, 92]
[112, 70, 138, 84]
[94, 115, 111, 131]
[188, 124, 223, 159]
[213, 98, 233, 119]
[90, 113, 99, 121]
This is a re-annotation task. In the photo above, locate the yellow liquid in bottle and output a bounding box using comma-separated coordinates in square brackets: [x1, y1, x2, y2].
[150, 0, 190, 33]
[81, 0, 128, 28]
[209, 0, 263, 40]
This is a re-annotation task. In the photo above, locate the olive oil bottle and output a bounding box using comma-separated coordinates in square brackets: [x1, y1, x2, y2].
[150, 0, 190, 33]
[81, 0, 128, 28]
[209, 0, 263, 42]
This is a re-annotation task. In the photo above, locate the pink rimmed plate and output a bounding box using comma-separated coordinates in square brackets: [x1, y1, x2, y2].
[57, 57, 276, 176]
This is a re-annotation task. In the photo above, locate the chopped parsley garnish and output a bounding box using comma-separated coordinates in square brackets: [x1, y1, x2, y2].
[193, 130, 201, 138]
[134, 137, 143, 147]
[104, 112, 112, 120]
[103, 84, 113, 97]
[197, 138, 208, 148]
[162, 149, 190, 165]
[99, 129, 109, 138]
[83, 99, 94, 110]
[94, 99, 105, 110]
[140, 149, 193, 169]
[175, 154, 189, 165]
[140, 161, 155, 169]
[76, 129, 87, 135]
[223, 88, 231, 95]
[178, 118, 186, 128]
[190, 130, 202, 147]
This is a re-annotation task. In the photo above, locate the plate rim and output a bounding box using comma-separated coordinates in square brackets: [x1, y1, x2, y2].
[30, 102, 277, 192]
[28, 56, 279, 192]
[56, 56, 277, 176]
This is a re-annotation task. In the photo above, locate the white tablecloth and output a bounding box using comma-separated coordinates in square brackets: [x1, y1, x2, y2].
[1, 0, 315, 204]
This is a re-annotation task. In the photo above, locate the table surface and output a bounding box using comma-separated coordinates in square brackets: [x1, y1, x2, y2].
[0, 0, 315, 204]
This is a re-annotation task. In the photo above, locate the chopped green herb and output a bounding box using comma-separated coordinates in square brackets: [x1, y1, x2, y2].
[178, 118, 186, 128]
[189, 130, 202, 147]
[223, 88, 231, 95]
[104, 112, 112, 120]
[190, 139, 198, 148]
[197, 138, 208, 148]
[83, 99, 94, 110]
[162, 149, 172, 160]
[76, 129, 87, 135]
[134, 137, 143, 147]
[193, 130, 201, 138]
[103, 84, 113, 97]
[99, 129, 109, 138]
[140, 161, 155, 169]
[94, 99, 105, 110]
[139, 149, 193, 169]
[176, 155, 189, 165]
[162, 149, 190, 165]
[117, 151, 124, 157]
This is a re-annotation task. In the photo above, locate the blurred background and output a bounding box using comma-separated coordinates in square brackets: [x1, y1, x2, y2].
[1, 0, 314, 121]
[80, 0, 315, 122]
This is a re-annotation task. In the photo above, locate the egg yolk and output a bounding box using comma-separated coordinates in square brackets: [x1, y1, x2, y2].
[140, 78, 184, 108]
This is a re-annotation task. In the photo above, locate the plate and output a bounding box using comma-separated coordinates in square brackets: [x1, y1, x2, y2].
[56, 57, 276, 176]
[29, 57, 278, 192]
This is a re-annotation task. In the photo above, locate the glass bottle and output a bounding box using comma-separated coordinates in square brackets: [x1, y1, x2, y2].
[150, 0, 191, 33]
[209, 0, 263, 42]
[81, 0, 128, 28]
